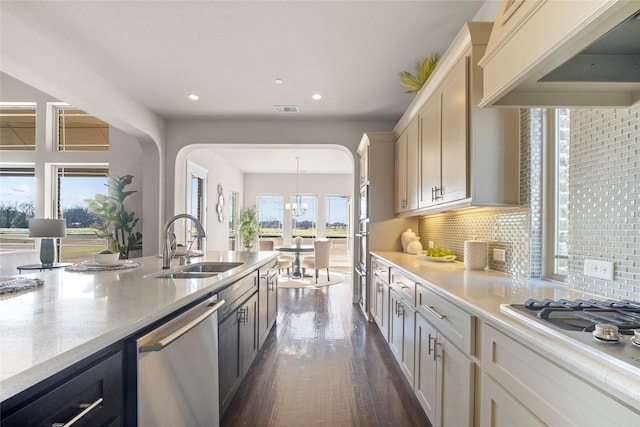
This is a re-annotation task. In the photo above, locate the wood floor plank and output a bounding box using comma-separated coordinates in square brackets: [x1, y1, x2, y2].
[221, 276, 432, 427]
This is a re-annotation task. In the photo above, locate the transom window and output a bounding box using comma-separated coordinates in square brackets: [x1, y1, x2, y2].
[0, 103, 37, 151]
[55, 106, 109, 151]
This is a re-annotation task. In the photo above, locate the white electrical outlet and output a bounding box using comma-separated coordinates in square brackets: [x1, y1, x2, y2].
[428, 241, 435, 249]
[493, 248, 506, 262]
[584, 259, 614, 280]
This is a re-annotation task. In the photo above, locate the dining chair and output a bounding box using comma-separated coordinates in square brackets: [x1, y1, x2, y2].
[301, 239, 332, 283]
[259, 239, 291, 278]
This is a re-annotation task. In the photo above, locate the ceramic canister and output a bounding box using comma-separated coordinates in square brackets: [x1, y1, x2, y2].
[401, 228, 416, 253]
[464, 240, 487, 270]
[406, 236, 423, 255]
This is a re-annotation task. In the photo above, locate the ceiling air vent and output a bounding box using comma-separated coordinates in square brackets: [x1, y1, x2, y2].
[274, 105, 299, 113]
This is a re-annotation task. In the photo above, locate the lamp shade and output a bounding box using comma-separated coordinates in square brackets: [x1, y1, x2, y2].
[29, 219, 67, 238]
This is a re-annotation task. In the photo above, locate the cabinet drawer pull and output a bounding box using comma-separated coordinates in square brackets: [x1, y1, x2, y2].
[51, 397, 103, 427]
[423, 304, 446, 319]
[395, 280, 409, 289]
[238, 307, 248, 324]
[428, 333, 435, 356]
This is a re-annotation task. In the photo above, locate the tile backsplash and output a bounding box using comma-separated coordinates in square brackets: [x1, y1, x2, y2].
[418, 106, 639, 301]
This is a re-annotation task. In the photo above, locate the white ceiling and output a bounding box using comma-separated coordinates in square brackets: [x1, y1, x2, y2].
[0, 0, 496, 173]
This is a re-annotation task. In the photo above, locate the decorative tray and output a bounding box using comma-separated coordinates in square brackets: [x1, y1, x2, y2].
[418, 255, 457, 263]
[65, 260, 142, 272]
[0, 276, 44, 294]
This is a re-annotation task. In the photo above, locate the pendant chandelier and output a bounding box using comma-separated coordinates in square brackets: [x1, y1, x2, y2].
[285, 156, 308, 217]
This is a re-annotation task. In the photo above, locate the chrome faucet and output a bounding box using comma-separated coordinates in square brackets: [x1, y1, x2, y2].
[162, 214, 206, 269]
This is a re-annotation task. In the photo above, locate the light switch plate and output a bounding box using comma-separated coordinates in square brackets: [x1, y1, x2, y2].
[428, 241, 434, 249]
[584, 259, 614, 280]
[493, 248, 506, 262]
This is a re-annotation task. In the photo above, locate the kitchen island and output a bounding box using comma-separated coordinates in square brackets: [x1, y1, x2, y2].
[0, 250, 277, 406]
[371, 251, 640, 426]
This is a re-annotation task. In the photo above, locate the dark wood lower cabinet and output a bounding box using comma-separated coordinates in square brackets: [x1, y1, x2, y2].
[1, 350, 123, 427]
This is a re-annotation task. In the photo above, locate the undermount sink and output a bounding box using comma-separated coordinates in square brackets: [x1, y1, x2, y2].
[180, 262, 243, 273]
[154, 272, 217, 279]
[144, 261, 243, 279]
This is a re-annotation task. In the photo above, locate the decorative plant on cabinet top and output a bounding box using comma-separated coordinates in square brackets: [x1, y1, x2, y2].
[86, 174, 142, 259]
[239, 205, 258, 251]
[399, 53, 441, 93]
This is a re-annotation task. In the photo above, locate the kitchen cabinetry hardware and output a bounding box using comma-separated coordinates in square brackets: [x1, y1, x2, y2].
[51, 397, 103, 427]
[423, 304, 446, 320]
[428, 333, 436, 358]
[237, 307, 248, 325]
[395, 280, 409, 289]
[139, 299, 225, 352]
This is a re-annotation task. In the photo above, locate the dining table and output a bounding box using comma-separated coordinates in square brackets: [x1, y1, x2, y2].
[276, 245, 314, 279]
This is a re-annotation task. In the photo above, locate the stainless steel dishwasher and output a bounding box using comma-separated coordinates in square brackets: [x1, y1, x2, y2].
[136, 295, 225, 427]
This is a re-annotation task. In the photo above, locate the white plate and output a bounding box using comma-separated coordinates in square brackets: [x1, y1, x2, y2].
[82, 260, 130, 268]
[419, 255, 457, 263]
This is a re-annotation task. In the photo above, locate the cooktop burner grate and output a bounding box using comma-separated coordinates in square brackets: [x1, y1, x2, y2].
[512, 299, 640, 333]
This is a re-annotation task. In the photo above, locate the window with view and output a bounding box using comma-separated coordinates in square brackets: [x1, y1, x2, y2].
[544, 108, 570, 280]
[56, 167, 110, 263]
[55, 106, 109, 152]
[0, 167, 36, 250]
[0, 103, 37, 151]
[228, 191, 239, 250]
[325, 195, 349, 237]
[257, 195, 284, 237]
[291, 194, 317, 237]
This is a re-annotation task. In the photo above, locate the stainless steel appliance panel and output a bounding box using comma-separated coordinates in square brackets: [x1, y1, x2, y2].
[137, 296, 224, 427]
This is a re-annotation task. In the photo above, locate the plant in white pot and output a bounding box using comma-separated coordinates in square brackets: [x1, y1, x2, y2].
[239, 206, 258, 251]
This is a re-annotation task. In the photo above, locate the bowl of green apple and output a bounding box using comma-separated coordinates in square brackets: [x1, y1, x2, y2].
[419, 248, 456, 262]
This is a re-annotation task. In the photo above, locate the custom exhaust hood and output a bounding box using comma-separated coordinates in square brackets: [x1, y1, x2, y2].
[540, 11, 640, 84]
[479, 1, 640, 108]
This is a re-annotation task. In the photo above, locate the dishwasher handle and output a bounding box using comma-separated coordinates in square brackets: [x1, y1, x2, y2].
[139, 299, 225, 353]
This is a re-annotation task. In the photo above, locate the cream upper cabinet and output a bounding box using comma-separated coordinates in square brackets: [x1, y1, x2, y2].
[395, 22, 520, 217]
[418, 86, 441, 208]
[479, 0, 640, 107]
[395, 120, 419, 213]
[419, 56, 468, 208]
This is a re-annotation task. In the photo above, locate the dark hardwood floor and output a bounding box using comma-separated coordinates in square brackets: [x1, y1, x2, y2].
[221, 274, 432, 427]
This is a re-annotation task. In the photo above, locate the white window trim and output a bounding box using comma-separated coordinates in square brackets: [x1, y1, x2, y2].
[542, 109, 568, 283]
[186, 160, 207, 247]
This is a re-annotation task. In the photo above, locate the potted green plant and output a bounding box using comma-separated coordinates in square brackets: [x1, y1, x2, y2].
[86, 174, 142, 259]
[239, 205, 258, 251]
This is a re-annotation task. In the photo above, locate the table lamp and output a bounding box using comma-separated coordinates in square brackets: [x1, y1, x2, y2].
[29, 218, 67, 266]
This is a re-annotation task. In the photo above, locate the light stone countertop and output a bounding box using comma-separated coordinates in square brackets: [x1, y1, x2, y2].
[372, 251, 640, 411]
[0, 250, 277, 402]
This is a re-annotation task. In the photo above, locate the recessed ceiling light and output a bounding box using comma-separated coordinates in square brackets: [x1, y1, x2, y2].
[275, 78, 283, 84]
[312, 93, 322, 101]
[188, 93, 199, 101]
